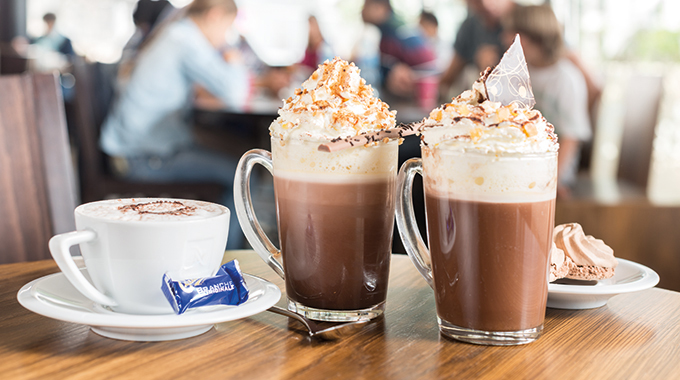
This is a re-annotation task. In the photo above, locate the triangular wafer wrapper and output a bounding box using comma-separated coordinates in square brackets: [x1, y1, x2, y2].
[484, 34, 535, 109]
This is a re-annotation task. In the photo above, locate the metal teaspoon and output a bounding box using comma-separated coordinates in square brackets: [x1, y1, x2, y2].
[266, 306, 370, 341]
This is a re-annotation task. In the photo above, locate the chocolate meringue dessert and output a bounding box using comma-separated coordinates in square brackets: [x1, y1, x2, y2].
[550, 223, 618, 282]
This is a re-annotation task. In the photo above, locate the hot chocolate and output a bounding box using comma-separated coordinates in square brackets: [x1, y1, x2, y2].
[396, 39, 559, 344]
[415, 142, 557, 343]
[426, 195, 554, 331]
[275, 175, 394, 310]
[269, 138, 398, 320]
[238, 57, 400, 321]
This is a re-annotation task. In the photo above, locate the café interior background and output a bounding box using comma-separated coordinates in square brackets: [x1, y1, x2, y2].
[19, 0, 680, 203]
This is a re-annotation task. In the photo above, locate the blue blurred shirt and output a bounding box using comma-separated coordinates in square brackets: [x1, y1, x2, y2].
[101, 18, 249, 157]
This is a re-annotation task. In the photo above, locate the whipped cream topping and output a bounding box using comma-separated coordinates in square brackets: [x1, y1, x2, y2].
[270, 58, 396, 142]
[421, 74, 558, 154]
[553, 223, 618, 268]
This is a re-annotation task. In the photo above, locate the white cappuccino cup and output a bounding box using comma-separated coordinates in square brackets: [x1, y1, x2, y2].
[49, 198, 230, 315]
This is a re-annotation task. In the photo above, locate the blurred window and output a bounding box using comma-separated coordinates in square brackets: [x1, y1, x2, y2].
[27, 0, 137, 63]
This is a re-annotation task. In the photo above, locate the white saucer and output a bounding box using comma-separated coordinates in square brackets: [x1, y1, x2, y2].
[17, 267, 281, 341]
[547, 258, 659, 309]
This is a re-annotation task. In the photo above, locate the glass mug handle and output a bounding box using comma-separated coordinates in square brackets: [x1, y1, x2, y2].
[233, 149, 285, 279]
[395, 158, 434, 289]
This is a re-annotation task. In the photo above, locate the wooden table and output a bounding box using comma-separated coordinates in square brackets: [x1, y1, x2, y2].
[2, 252, 679, 379]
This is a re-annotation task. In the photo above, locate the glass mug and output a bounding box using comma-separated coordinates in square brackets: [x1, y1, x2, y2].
[234, 138, 398, 321]
[396, 146, 557, 345]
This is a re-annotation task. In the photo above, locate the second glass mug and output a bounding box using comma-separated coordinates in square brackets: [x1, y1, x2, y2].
[234, 137, 398, 322]
[395, 145, 557, 345]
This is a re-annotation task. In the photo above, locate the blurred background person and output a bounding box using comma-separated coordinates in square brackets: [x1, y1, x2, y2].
[210, 33, 292, 100]
[418, 10, 452, 74]
[129, 0, 174, 49]
[255, 65, 293, 98]
[438, 0, 511, 100]
[361, 0, 436, 98]
[119, 0, 174, 79]
[100, 0, 249, 248]
[439, 0, 601, 118]
[19, 12, 78, 99]
[350, 21, 382, 88]
[300, 15, 334, 71]
[502, 4, 592, 198]
[32, 12, 74, 58]
[13, 12, 77, 76]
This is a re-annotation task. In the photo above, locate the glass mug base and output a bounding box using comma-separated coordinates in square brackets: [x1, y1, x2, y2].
[287, 299, 385, 322]
[438, 317, 543, 346]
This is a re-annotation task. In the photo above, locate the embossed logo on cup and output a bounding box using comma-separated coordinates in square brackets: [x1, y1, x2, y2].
[182, 238, 217, 274]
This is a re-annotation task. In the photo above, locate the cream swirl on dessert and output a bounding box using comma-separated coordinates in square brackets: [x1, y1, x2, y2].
[421, 73, 558, 154]
[270, 57, 395, 142]
[554, 223, 617, 269]
[549, 242, 570, 282]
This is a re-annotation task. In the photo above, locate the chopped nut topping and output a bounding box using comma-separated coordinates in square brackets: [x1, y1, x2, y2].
[523, 122, 538, 137]
[275, 58, 395, 135]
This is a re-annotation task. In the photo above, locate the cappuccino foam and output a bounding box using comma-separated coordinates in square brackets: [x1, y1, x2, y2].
[77, 198, 227, 222]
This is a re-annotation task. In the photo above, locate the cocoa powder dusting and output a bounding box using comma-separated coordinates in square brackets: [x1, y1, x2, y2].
[118, 200, 196, 216]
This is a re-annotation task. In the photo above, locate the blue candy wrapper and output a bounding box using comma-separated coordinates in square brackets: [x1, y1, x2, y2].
[161, 260, 249, 314]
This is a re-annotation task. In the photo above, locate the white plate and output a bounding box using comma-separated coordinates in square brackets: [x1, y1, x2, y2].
[547, 258, 659, 309]
[17, 267, 281, 341]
